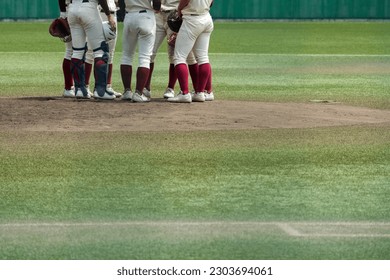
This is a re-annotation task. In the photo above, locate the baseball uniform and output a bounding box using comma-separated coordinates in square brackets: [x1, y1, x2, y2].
[120, 0, 161, 102]
[84, 0, 121, 97]
[60, 0, 117, 100]
[168, 0, 214, 103]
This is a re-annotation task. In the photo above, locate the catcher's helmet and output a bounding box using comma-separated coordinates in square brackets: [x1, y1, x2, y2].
[102, 21, 116, 41]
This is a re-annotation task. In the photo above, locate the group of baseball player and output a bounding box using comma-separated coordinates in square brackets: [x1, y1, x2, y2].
[58, 0, 214, 103]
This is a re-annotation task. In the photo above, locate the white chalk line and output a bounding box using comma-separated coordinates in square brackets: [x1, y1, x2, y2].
[1, 221, 390, 238]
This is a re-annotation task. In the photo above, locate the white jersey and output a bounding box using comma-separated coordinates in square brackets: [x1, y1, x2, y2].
[181, 0, 212, 15]
[161, 0, 179, 11]
[124, 0, 153, 13]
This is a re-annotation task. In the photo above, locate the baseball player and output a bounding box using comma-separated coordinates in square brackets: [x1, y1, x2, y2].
[168, 0, 214, 103]
[144, 0, 199, 99]
[119, 0, 161, 102]
[60, 0, 74, 98]
[59, 0, 117, 100]
[85, 0, 121, 98]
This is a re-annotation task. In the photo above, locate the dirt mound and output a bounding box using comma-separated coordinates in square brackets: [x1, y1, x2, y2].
[1, 97, 389, 132]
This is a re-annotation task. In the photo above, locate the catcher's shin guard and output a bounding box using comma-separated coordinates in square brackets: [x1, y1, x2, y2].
[71, 45, 89, 98]
[93, 41, 111, 97]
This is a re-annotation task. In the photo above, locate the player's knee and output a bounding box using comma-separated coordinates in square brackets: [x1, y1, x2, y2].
[196, 56, 209, 65]
[139, 56, 151, 69]
[72, 50, 85, 60]
[121, 54, 133, 65]
[64, 49, 72, 60]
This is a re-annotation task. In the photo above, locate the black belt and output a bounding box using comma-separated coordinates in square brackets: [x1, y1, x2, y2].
[126, 10, 147, 14]
[163, 10, 173, 13]
[190, 14, 200, 16]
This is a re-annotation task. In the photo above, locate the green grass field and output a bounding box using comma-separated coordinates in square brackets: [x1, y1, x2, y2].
[0, 21, 390, 260]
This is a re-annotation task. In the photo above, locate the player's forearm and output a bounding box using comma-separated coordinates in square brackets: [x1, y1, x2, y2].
[98, 0, 111, 16]
[178, 0, 190, 14]
[58, 0, 66, 12]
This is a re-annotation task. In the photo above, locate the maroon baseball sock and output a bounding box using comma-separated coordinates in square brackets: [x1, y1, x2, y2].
[188, 63, 199, 92]
[167, 63, 177, 89]
[120, 64, 132, 90]
[198, 63, 211, 93]
[205, 68, 212, 93]
[107, 64, 113, 85]
[62, 58, 73, 90]
[145, 63, 154, 91]
[175, 63, 189, 94]
[136, 67, 150, 93]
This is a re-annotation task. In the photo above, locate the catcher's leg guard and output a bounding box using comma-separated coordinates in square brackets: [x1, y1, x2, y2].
[93, 41, 114, 99]
[71, 45, 90, 98]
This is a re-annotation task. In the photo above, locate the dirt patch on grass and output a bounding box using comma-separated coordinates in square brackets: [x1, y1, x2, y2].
[1, 97, 390, 132]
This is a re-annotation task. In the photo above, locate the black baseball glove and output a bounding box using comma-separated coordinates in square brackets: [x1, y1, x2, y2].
[167, 10, 182, 33]
[49, 17, 71, 42]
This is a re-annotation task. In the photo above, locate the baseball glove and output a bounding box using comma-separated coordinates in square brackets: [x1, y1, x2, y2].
[167, 32, 177, 47]
[167, 10, 182, 33]
[49, 18, 71, 42]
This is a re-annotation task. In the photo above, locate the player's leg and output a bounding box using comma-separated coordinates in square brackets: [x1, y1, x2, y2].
[62, 41, 74, 97]
[204, 68, 214, 101]
[163, 28, 177, 98]
[84, 10, 115, 100]
[187, 51, 198, 93]
[84, 42, 94, 96]
[68, 11, 90, 99]
[132, 11, 156, 102]
[169, 18, 197, 103]
[101, 12, 121, 97]
[145, 12, 166, 98]
[120, 13, 138, 100]
[192, 15, 214, 102]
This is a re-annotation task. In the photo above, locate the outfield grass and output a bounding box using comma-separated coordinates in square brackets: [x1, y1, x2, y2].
[0, 21, 390, 260]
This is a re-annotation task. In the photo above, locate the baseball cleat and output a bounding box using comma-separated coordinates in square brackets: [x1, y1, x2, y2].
[167, 91, 192, 103]
[132, 90, 150, 102]
[204, 91, 214, 101]
[192, 92, 205, 102]
[122, 90, 133, 101]
[93, 89, 116, 100]
[75, 87, 91, 99]
[143, 88, 151, 98]
[63, 87, 75, 98]
[107, 84, 122, 98]
[163, 87, 175, 99]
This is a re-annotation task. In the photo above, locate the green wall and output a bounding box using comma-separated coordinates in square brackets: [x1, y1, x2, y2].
[1, 0, 390, 20]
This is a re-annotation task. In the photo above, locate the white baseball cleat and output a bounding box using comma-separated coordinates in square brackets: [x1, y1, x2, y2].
[132, 90, 150, 102]
[143, 88, 151, 98]
[75, 87, 91, 99]
[122, 90, 133, 101]
[204, 91, 214, 101]
[93, 90, 116, 100]
[192, 92, 206, 102]
[63, 87, 75, 98]
[107, 84, 122, 98]
[163, 88, 175, 99]
[167, 91, 192, 103]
